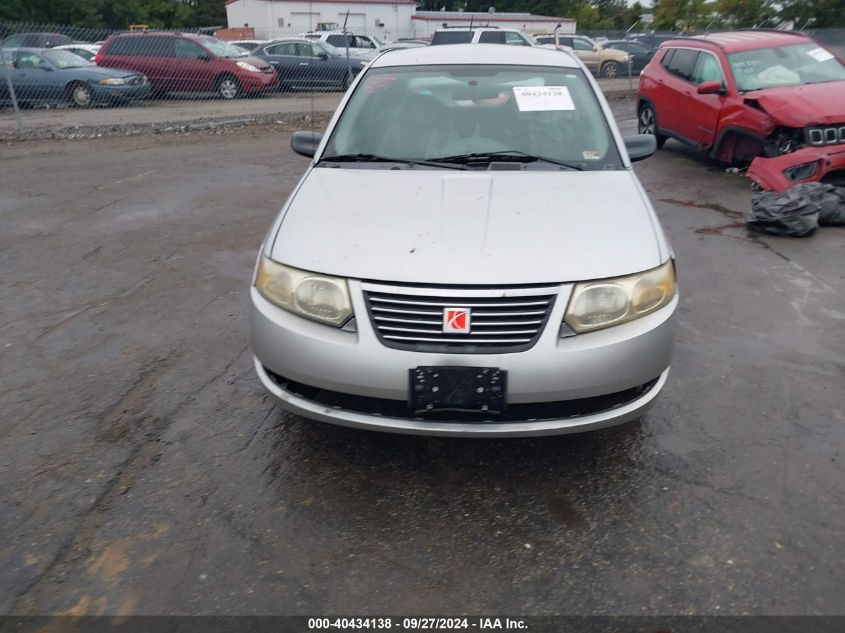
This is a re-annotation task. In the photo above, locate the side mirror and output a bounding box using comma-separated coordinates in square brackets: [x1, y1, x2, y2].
[624, 134, 657, 163]
[697, 80, 724, 95]
[318, 53, 328, 61]
[291, 130, 323, 158]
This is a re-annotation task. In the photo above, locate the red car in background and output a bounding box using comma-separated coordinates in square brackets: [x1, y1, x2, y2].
[636, 30, 845, 191]
[95, 32, 277, 99]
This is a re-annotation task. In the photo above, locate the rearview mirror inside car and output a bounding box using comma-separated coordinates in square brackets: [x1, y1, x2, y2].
[697, 80, 724, 95]
[291, 131, 324, 158]
[624, 134, 657, 162]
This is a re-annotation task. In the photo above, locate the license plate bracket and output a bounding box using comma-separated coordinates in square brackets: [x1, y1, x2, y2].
[409, 366, 507, 414]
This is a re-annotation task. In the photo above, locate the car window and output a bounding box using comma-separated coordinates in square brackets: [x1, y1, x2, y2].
[691, 52, 724, 84]
[323, 64, 623, 170]
[297, 43, 324, 58]
[431, 31, 474, 45]
[572, 39, 594, 52]
[629, 42, 649, 54]
[14, 52, 48, 70]
[505, 32, 530, 46]
[665, 48, 698, 81]
[478, 31, 507, 45]
[326, 35, 349, 48]
[69, 48, 95, 61]
[3, 35, 23, 48]
[174, 39, 207, 59]
[353, 36, 376, 49]
[42, 49, 92, 68]
[139, 37, 175, 57]
[728, 43, 845, 91]
[535, 37, 553, 45]
[266, 43, 295, 56]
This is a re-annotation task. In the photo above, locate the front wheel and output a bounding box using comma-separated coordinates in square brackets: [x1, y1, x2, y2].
[638, 103, 667, 148]
[67, 82, 93, 108]
[601, 61, 621, 78]
[216, 75, 242, 100]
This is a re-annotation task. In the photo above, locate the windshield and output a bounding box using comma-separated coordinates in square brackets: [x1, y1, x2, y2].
[42, 49, 93, 68]
[322, 65, 622, 170]
[199, 36, 248, 58]
[729, 43, 845, 91]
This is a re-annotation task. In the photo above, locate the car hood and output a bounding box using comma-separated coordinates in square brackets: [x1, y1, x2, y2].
[271, 168, 663, 285]
[745, 81, 845, 126]
[72, 66, 139, 79]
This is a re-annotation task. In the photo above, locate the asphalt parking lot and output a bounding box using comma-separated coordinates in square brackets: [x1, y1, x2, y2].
[1, 101, 844, 616]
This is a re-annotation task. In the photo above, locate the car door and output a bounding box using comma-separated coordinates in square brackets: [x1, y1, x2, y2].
[173, 38, 216, 92]
[572, 37, 600, 73]
[300, 42, 345, 87]
[10, 51, 54, 101]
[657, 47, 699, 138]
[674, 50, 726, 147]
[264, 42, 306, 87]
[138, 36, 175, 90]
[626, 41, 653, 73]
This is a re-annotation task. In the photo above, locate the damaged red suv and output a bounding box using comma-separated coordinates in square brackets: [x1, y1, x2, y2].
[637, 31, 845, 191]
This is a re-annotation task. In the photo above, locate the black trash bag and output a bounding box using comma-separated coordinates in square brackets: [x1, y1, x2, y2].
[748, 183, 829, 237]
[819, 185, 845, 226]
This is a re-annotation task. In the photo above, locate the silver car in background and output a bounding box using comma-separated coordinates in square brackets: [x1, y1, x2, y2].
[250, 44, 677, 437]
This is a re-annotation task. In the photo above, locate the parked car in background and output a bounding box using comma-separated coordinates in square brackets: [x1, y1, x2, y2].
[535, 34, 629, 77]
[251, 44, 676, 437]
[95, 32, 276, 99]
[0, 48, 150, 107]
[252, 39, 366, 91]
[229, 40, 267, 53]
[54, 43, 101, 62]
[430, 27, 534, 47]
[355, 40, 427, 62]
[604, 39, 654, 74]
[1, 32, 77, 48]
[301, 32, 383, 56]
[636, 30, 845, 191]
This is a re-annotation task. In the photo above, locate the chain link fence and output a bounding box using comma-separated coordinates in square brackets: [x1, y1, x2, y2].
[1, 22, 844, 133]
[0, 21, 423, 132]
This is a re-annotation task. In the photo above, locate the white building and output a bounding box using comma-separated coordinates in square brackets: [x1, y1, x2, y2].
[225, 0, 418, 40]
[224, 0, 575, 41]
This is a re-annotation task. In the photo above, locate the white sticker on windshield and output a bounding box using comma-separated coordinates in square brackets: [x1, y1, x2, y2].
[512, 86, 575, 111]
[807, 47, 834, 62]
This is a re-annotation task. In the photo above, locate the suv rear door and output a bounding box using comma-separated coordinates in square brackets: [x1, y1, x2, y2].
[674, 50, 726, 146]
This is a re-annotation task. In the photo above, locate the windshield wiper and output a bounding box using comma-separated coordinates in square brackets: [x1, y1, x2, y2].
[427, 151, 585, 171]
[318, 153, 468, 170]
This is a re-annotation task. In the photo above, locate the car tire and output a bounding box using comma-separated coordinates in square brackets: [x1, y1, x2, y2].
[601, 61, 621, 79]
[638, 103, 667, 148]
[67, 82, 93, 108]
[216, 74, 242, 100]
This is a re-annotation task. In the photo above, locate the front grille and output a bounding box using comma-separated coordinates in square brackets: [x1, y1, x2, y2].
[806, 125, 845, 146]
[362, 283, 558, 354]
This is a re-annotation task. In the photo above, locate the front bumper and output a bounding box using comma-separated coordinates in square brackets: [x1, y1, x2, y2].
[747, 143, 845, 192]
[239, 71, 278, 93]
[91, 82, 152, 102]
[250, 280, 678, 437]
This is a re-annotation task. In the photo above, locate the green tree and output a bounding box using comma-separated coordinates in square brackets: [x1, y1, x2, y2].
[778, 0, 845, 28]
[716, 0, 773, 27]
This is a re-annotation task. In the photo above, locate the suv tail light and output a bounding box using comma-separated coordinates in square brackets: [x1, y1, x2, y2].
[94, 51, 104, 64]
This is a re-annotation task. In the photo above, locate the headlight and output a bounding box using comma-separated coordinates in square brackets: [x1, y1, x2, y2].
[783, 160, 818, 181]
[255, 256, 352, 327]
[564, 260, 675, 333]
[236, 61, 260, 72]
[98, 77, 125, 85]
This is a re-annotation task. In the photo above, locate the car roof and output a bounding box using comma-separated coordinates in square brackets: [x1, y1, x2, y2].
[110, 31, 203, 40]
[265, 38, 321, 45]
[370, 43, 579, 68]
[662, 30, 813, 53]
